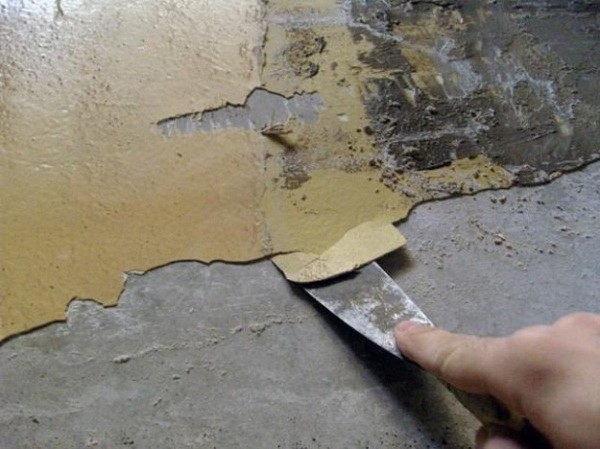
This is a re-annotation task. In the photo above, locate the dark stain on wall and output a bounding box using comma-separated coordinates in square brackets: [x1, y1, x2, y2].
[349, 0, 599, 184]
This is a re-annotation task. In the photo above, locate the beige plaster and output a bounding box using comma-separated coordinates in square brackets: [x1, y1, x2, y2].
[266, 155, 511, 282]
[1, 0, 268, 338]
[272, 221, 407, 283]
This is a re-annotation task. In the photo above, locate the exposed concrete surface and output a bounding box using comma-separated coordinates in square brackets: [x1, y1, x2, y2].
[0, 264, 476, 448]
[157, 89, 323, 136]
[387, 161, 600, 335]
[1, 162, 598, 448]
[353, 0, 600, 181]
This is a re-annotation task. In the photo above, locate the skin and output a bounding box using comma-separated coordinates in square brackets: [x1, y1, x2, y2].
[394, 313, 600, 449]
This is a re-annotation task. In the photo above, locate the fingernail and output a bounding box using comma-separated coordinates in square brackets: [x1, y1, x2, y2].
[476, 425, 529, 449]
[395, 320, 419, 333]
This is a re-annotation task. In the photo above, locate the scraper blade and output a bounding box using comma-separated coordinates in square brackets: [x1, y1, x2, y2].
[301, 261, 550, 447]
[304, 261, 431, 359]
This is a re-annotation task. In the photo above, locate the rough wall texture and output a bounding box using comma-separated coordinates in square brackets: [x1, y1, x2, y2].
[351, 0, 599, 182]
[1, 0, 598, 339]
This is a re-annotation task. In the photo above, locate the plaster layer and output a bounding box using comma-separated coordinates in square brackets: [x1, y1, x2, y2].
[0, 0, 269, 338]
[2, 0, 597, 339]
[272, 221, 407, 283]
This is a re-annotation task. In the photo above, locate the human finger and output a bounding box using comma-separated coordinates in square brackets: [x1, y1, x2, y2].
[394, 321, 498, 395]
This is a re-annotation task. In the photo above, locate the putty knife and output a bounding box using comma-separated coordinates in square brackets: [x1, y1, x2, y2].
[302, 261, 550, 446]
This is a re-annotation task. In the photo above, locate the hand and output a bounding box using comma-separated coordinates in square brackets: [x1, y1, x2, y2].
[394, 313, 600, 449]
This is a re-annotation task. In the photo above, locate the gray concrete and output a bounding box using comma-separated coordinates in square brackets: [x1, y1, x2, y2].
[1, 162, 598, 448]
[157, 89, 323, 136]
[351, 0, 600, 182]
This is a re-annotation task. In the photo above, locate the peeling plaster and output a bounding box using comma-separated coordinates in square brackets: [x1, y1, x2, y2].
[349, 0, 599, 178]
[272, 221, 407, 283]
[2, 0, 598, 340]
[0, 0, 269, 339]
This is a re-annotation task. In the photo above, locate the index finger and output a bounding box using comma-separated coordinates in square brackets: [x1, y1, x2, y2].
[394, 322, 500, 396]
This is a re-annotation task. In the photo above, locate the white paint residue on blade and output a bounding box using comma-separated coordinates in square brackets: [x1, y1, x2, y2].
[378, 269, 433, 326]
[336, 296, 400, 355]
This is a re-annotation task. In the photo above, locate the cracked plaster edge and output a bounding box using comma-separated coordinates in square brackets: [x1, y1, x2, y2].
[0, 257, 314, 349]
[272, 221, 407, 283]
[154, 87, 323, 135]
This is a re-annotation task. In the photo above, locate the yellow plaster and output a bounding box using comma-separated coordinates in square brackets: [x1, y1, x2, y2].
[272, 221, 407, 283]
[1, 0, 268, 338]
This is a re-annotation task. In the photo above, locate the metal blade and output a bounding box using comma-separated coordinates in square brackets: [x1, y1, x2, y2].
[303, 262, 544, 440]
[304, 261, 432, 358]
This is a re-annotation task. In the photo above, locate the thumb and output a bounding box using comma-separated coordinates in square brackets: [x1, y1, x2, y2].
[394, 321, 498, 395]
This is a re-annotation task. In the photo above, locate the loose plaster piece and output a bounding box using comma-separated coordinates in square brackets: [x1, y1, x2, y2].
[272, 221, 406, 283]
